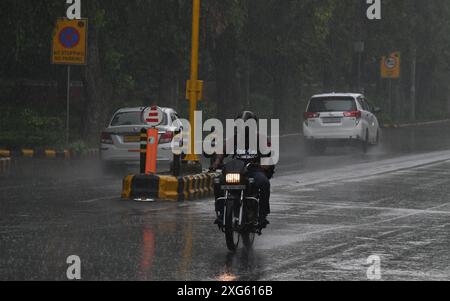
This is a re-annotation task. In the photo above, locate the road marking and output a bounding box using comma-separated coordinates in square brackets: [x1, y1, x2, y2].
[278, 133, 302, 138]
[355, 237, 378, 241]
[79, 196, 119, 203]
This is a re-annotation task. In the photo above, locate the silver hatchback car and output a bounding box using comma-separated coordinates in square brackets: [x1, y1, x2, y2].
[303, 93, 381, 154]
[100, 107, 182, 170]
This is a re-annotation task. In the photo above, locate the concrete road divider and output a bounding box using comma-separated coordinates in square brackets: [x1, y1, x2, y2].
[0, 158, 11, 174]
[122, 172, 219, 202]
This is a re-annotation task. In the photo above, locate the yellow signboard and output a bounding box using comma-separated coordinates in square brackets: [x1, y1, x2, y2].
[52, 18, 87, 65]
[381, 52, 400, 79]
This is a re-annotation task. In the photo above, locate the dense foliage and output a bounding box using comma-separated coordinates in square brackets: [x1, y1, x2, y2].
[1, 0, 450, 147]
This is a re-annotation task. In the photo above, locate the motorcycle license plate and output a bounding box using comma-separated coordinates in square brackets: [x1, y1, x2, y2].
[221, 185, 246, 190]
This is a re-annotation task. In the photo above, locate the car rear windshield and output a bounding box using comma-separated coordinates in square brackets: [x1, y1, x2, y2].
[110, 112, 144, 126]
[308, 97, 356, 113]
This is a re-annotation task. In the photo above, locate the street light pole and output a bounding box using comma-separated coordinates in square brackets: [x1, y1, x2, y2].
[185, 0, 202, 163]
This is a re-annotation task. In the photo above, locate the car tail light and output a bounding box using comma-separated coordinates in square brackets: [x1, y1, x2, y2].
[343, 111, 362, 119]
[101, 132, 113, 144]
[304, 112, 320, 119]
[159, 131, 174, 144]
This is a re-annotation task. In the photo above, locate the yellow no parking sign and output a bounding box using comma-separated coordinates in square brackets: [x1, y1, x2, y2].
[51, 18, 88, 65]
[381, 52, 401, 79]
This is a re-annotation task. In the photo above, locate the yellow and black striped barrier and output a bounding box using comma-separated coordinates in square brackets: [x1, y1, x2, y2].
[0, 158, 11, 174]
[121, 172, 219, 202]
[0, 148, 99, 159]
[0, 149, 70, 159]
[83, 148, 100, 159]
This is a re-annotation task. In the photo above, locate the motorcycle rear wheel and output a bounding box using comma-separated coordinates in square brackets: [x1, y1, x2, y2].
[241, 232, 255, 249]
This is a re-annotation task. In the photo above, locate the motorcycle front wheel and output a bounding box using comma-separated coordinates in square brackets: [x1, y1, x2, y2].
[225, 201, 240, 252]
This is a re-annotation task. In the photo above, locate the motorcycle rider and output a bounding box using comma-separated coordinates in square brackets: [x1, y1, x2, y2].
[210, 111, 275, 228]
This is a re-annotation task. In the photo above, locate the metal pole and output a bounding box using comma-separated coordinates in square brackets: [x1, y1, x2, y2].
[140, 128, 147, 174]
[357, 51, 362, 92]
[66, 65, 71, 146]
[410, 47, 417, 121]
[173, 128, 182, 177]
[388, 78, 392, 117]
[185, 0, 201, 163]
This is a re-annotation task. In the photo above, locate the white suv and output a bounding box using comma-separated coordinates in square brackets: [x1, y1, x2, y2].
[303, 93, 381, 154]
[100, 107, 182, 170]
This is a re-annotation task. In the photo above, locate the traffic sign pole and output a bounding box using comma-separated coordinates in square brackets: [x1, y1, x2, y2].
[66, 65, 71, 146]
[388, 78, 392, 117]
[140, 128, 147, 174]
[146, 128, 159, 174]
[52, 18, 88, 146]
[141, 106, 164, 174]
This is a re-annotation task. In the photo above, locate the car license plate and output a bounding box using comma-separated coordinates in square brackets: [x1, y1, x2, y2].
[123, 135, 140, 143]
[221, 185, 246, 190]
[322, 117, 341, 124]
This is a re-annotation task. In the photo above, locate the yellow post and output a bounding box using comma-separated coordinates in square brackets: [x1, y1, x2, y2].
[185, 0, 202, 162]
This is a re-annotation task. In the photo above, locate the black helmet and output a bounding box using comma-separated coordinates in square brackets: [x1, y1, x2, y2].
[235, 111, 258, 122]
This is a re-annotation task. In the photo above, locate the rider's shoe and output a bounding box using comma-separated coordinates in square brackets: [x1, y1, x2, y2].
[259, 216, 270, 229]
[214, 215, 224, 226]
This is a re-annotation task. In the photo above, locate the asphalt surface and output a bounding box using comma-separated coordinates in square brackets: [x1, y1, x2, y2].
[1, 122, 450, 280]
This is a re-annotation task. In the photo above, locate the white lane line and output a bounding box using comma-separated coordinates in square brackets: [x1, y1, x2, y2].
[79, 196, 119, 203]
[278, 133, 302, 138]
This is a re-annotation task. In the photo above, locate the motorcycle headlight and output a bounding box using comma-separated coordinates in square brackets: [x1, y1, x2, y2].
[225, 173, 241, 184]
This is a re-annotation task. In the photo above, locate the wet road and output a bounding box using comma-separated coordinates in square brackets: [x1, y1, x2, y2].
[1, 122, 450, 280]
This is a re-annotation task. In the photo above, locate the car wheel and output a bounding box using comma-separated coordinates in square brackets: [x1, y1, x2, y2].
[362, 131, 369, 153]
[304, 140, 314, 156]
[314, 142, 327, 155]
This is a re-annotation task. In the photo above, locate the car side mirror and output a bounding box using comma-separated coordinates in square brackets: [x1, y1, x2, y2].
[373, 107, 382, 114]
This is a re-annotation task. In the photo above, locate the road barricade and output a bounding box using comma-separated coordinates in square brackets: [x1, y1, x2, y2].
[121, 172, 219, 202]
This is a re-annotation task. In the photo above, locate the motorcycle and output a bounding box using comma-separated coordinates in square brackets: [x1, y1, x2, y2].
[214, 159, 265, 251]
